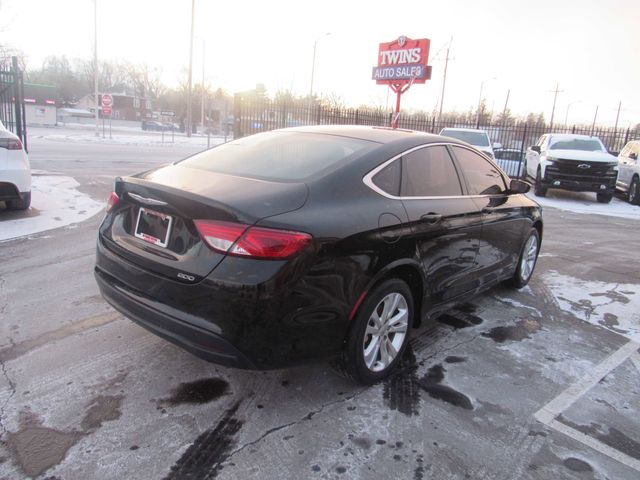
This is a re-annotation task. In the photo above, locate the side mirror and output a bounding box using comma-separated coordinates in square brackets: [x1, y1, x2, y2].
[509, 179, 530, 194]
[531, 145, 541, 153]
[630, 152, 638, 160]
[492, 142, 503, 150]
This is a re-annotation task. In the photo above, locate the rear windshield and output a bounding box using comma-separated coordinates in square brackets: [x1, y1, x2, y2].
[440, 129, 490, 147]
[549, 138, 604, 152]
[179, 131, 374, 181]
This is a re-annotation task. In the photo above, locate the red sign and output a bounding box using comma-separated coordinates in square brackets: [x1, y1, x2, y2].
[372, 36, 431, 85]
[101, 94, 113, 107]
[102, 105, 112, 116]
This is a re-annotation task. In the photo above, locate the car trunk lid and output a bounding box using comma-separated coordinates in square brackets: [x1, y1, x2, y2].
[101, 164, 308, 283]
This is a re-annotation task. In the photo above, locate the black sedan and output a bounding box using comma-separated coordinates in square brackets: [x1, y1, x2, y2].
[95, 126, 542, 384]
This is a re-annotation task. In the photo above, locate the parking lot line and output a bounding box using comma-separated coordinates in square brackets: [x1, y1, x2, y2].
[534, 340, 640, 472]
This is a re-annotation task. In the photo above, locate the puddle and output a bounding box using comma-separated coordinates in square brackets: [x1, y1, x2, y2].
[482, 318, 542, 343]
[444, 356, 466, 364]
[80, 395, 124, 431]
[563, 457, 593, 473]
[163, 378, 230, 406]
[7, 412, 82, 478]
[437, 312, 484, 329]
[418, 365, 473, 410]
[164, 402, 243, 479]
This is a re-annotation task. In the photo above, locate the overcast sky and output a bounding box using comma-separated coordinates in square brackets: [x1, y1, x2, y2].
[1, 0, 639, 127]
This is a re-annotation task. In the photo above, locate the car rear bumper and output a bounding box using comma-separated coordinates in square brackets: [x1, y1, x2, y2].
[95, 266, 257, 369]
[0, 169, 31, 200]
[95, 234, 349, 369]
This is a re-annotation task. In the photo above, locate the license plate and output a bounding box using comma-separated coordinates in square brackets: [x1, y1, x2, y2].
[134, 207, 173, 248]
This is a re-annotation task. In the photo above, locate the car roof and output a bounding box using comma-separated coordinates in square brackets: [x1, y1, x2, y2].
[285, 125, 444, 145]
[548, 133, 602, 141]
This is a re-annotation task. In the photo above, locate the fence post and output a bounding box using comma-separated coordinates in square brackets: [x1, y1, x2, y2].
[519, 123, 528, 178]
[624, 128, 630, 146]
[355, 109, 359, 125]
[11, 57, 24, 148]
[233, 93, 241, 139]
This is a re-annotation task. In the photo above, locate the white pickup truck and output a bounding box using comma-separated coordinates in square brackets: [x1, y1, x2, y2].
[525, 134, 618, 203]
[616, 140, 640, 205]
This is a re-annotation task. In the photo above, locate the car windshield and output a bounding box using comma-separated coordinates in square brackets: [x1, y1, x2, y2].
[179, 131, 374, 181]
[549, 138, 604, 152]
[440, 130, 490, 147]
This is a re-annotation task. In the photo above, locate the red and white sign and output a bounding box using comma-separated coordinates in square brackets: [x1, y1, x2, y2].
[372, 36, 432, 85]
[102, 105, 112, 116]
[101, 94, 113, 107]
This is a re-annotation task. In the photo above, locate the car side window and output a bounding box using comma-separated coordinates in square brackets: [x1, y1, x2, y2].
[400, 146, 462, 197]
[620, 145, 631, 158]
[372, 159, 401, 196]
[451, 146, 507, 196]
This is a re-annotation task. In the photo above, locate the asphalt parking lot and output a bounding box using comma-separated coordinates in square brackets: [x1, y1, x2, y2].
[1, 134, 639, 479]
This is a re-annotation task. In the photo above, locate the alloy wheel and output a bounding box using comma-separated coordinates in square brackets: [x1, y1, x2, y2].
[520, 234, 538, 282]
[362, 292, 409, 372]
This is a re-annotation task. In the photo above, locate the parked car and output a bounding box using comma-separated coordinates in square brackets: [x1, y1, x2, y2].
[494, 148, 525, 178]
[439, 127, 501, 158]
[95, 126, 542, 384]
[142, 120, 170, 131]
[616, 140, 640, 205]
[0, 120, 31, 210]
[525, 134, 618, 203]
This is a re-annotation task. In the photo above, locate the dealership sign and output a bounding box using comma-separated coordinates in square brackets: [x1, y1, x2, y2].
[372, 36, 432, 128]
[372, 36, 432, 85]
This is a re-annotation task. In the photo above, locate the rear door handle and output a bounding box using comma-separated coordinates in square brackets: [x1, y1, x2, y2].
[420, 213, 443, 224]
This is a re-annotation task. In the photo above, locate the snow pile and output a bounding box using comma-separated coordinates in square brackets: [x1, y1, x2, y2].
[0, 175, 104, 241]
[526, 190, 640, 220]
[543, 271, 640, 342]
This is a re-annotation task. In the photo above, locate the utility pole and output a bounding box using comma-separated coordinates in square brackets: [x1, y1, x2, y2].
[186, 0, 195, 137]
[201, 39, 205, 132]
[308, 33, 330, 123]
[437, 37, 453, 122]
[94, 0, 99, 137]
[591, 105, 599, 135]
[613, 101, 622, 132]
[501, 89, 510, 125]
[548, 83, 564, 131]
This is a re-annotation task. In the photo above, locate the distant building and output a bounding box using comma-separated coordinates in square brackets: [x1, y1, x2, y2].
[23, 83, 57, 126]
[76, 92, 153, 121]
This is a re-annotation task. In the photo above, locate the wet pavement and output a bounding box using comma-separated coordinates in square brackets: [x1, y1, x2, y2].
[0, 136, 639, 479]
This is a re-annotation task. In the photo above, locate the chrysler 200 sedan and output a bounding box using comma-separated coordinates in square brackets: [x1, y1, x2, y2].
[95, 126, 542, 384]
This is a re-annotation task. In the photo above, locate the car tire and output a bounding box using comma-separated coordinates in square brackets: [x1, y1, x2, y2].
[506, 228, 540, 289]
[596, 192, 613, 204]
[6, 191, 31, 210]
[629, 177, 640, 205]
[340, 278, 413, 385]
[534, 168, 547, 197]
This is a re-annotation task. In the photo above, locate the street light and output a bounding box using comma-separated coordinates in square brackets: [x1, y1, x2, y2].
[564, 100, 581, 126]
[476, 77, 496, 128]
[309, 32, 331, 102]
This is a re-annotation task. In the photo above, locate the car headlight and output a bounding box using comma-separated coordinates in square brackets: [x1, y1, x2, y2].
[544, 156, 558, 165]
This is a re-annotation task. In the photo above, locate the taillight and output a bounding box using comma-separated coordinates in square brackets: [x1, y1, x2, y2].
[106, 192, 119, 213]
[0, 138, 22, 150]
[194, 220, 312, 259]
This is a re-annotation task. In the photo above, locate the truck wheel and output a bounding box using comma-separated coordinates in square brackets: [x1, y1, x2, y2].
[629, 177, 640, 205]
[534, 168, 547, 197]
[6, 191, 31, 210]
[596, 192, 613, 204]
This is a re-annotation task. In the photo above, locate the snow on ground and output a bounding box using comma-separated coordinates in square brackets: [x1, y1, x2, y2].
[526, 189, 640, 220]
[0, 174, 104, 241]
[38, 132, 226, 148]
[543, 270, 640, 342]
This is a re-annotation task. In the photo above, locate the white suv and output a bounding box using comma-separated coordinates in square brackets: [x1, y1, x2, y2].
[0, 120, 31, 210]
[439, 128, 499, 159]
[616, 140, 640, 205]
[525, 134, 618, 203]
